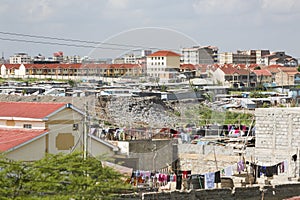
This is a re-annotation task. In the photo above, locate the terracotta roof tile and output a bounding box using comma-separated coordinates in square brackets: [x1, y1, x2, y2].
[148, 50, 181, 57]
[1, 64, 21, 69]
[0, 102, 66, 119]
[252, 69, 272, 76]
[180, 64, 196, 70]
[0, 128, 48, 152]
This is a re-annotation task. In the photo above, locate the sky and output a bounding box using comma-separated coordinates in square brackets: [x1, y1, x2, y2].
[0, 0, 300, 60]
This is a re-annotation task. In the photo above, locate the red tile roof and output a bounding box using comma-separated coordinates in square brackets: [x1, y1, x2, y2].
[0, 128, 48, 152]
[21, 63, 140, 70]
[219, 65, 249, 75]
[252, 69, 272, 76]
[0, 102, 66, 119]
[1, 64, 21, 69]
[148, 50, 181, 57]
[180, 64, 196, 70]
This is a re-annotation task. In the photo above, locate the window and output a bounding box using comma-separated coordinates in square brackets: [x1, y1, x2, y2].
[73, 124, 78, 130]
[23, 124, 32, 129]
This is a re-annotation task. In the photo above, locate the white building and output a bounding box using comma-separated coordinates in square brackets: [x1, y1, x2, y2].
[9, 53, 32, 64]
[181, 46, 218, 65]
[146, 50, 181, 83]
[124, 54, 136, 64]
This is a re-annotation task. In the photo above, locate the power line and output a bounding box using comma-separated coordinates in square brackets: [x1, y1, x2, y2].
[0, 37, 131, 51]
[0, 31, 159, 50]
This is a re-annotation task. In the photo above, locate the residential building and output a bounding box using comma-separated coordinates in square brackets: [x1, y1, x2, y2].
[0, 63, 142, 78]
[53, 51, 64, 63]
[146, 50, 181, 83]
[274, 67, 300, 86]
[261, 52, 298, 66]
[9, 53, 32, 64]
[124, 54, 136, 64]
[181, 46, 218, 65]
[255, 50, 271, 65]
[219, 50, 256, 65]
[219, 50, 271, 65]
[211, 64, 256, 88]
[0, 102, 119, 161]
[179, 64, 196, 78]
[64, 55, 81, 64]
[252, 69, 272, 85]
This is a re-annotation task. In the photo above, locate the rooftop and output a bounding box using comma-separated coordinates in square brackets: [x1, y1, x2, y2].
[0, 102, 67, 119]
[0, 128, 48, 152]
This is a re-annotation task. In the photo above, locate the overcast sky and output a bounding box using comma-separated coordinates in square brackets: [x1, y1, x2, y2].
[0, 0, 299, 60]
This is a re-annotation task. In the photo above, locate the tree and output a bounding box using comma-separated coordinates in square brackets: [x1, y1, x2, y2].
[68, 79, 77, 87]
[0, 152, 132, 199]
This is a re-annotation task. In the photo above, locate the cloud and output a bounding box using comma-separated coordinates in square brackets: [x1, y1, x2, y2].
[192, 0, 257, 15]
[106, 0, 129, 10]
[261, 0, 300, 15]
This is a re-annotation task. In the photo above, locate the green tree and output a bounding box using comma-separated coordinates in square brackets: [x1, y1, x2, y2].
[0, 152, 131, 199]
[68, 79, 77, 87]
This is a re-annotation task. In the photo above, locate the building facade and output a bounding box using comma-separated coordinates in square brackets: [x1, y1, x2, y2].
[219, 50, 270, 65]
[146, 50, 181, 83]
[255, 108, 300, 178]
[9, 53, 32, 64]
[0, 63, 142, 78]
[181, 46, 218, 65]
[0, 102, 119, 161]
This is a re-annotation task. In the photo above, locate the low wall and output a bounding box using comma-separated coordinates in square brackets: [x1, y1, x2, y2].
[117, 183, 300, 200]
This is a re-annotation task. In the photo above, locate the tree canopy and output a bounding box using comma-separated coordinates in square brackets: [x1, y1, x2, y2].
[0, 152, 132, 199]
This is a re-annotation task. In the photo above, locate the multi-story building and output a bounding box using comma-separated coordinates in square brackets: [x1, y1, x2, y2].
[219, 50, 271, 65]
[0, 63, 142, 78]
[255, 50, 270, 65]
[9, 53, 32, 64]
[219, 50, 256, 65]
[124, 54, 136, 64]
[146, 50, 181, 83]
[261, 52, 298, 66]
[181, 46, 218, 65]
[63, 55, 81, 64]
[53, 51, 64, 63]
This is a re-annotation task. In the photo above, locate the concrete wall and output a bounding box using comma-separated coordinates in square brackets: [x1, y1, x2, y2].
[255, 108, 300, 178]
[117, 183, 300, 200]
[128, 140, 177, 171]
[178, 144, 254, 174]
[6, 136, 46, 161]
[47, 108, 83, 154]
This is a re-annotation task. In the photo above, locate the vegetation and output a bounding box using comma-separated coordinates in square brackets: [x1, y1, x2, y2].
[197, 104, 254, 126]
[0, 152, 131, 199]
[249, 91, 267, 98]
[67, 79, 77, 87]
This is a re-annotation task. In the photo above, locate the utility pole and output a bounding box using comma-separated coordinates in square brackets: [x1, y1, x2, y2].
[83, 103, 89, 160]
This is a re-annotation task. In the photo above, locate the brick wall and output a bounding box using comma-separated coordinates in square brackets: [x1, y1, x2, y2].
[116, 183, 300, 200]
[255, 108, 300, 178]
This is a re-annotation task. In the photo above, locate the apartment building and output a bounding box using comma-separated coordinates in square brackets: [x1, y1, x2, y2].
[261, 52, 298, 66]
[146, 50, 181, 83]
[9, 53, 32, 64]
[181, 46, 218, 65]
[219, 50, 270, 65]
[0, 63, 142, 78]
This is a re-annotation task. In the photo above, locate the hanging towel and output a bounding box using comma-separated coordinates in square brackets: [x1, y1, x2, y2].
[214, 171, 221, 183]
[283, 160, 288, 173]
[237, 161, 245, 173]
[224, 165, 233, 176]
[204, 172, 215, 189]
